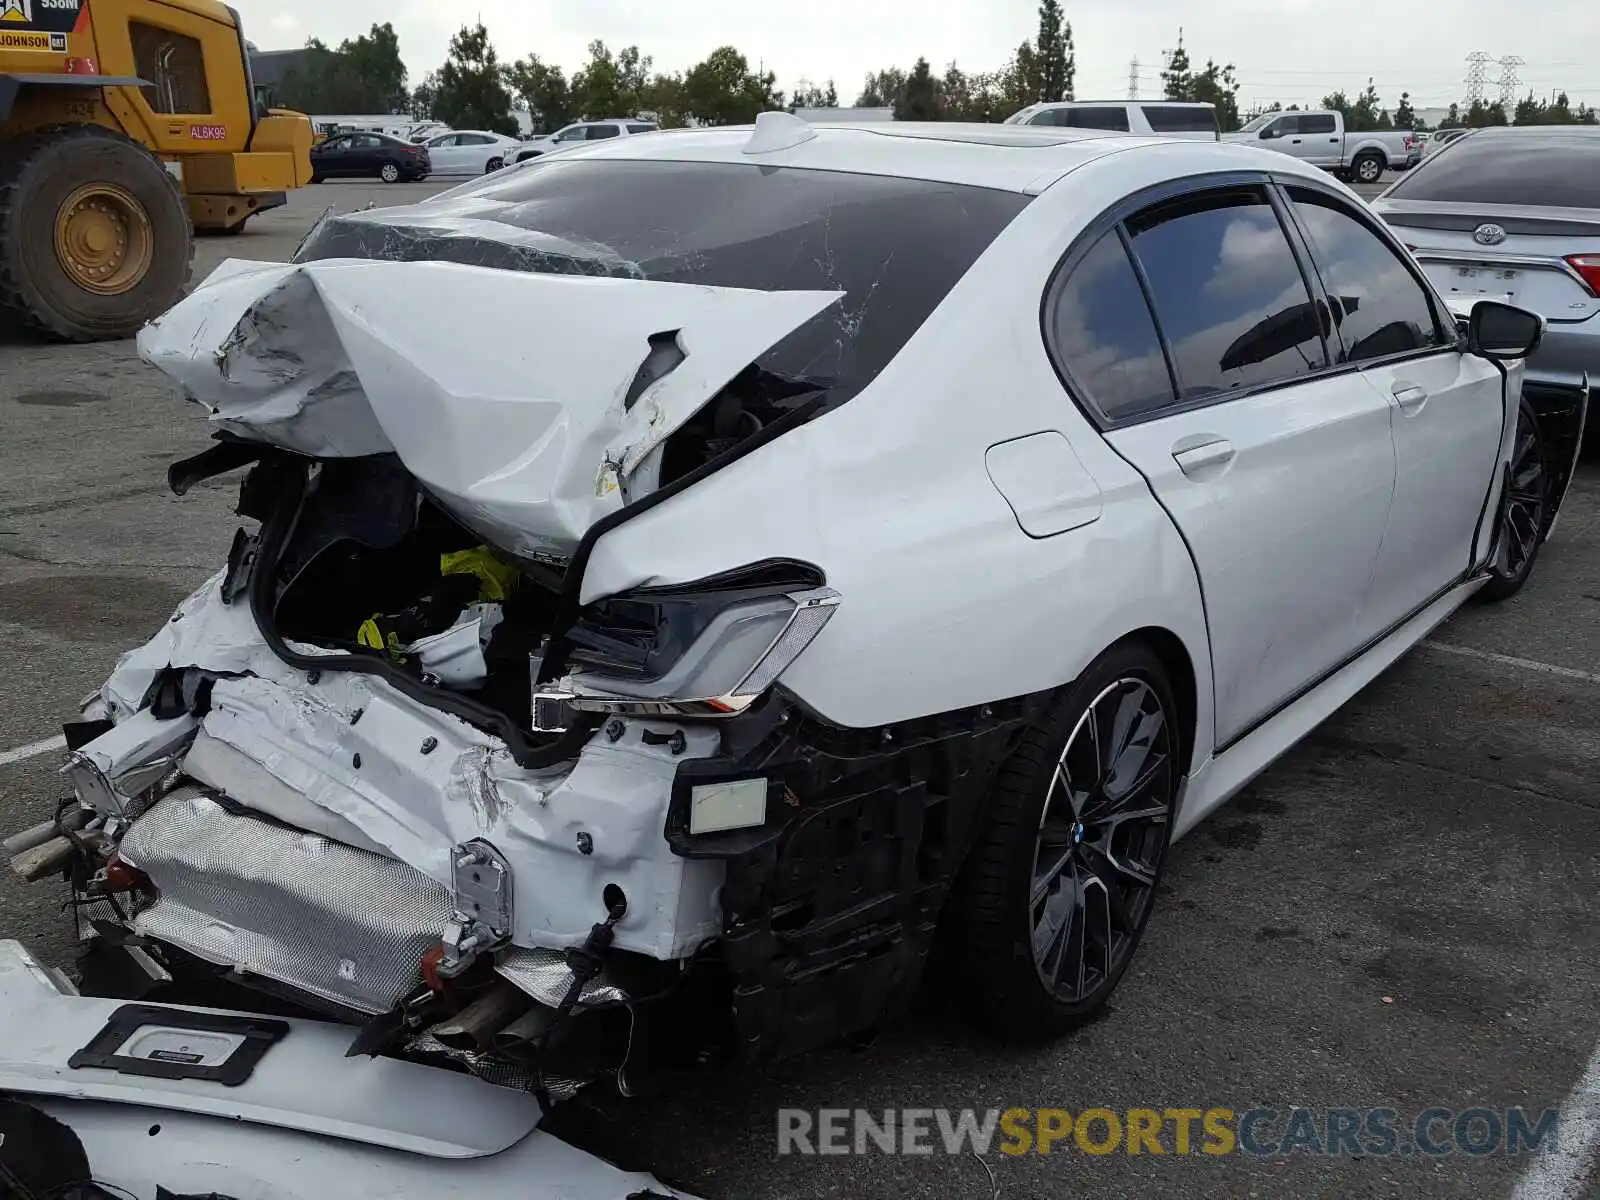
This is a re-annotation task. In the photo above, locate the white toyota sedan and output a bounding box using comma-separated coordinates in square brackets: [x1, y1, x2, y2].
[420, 128, 523, 175]
[5, 117, 1587, 1151]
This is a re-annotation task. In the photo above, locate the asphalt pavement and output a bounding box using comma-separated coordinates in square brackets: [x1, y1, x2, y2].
[0, 174, 1595, 1200]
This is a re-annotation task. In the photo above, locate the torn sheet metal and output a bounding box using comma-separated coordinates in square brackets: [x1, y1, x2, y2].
[137, 259, 842, 557]
[100, 576, 727, 960]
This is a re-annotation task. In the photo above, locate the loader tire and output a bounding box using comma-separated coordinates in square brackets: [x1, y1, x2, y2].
[0, 124, 194, 342]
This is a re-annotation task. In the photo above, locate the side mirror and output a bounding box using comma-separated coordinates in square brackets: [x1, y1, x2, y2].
[1260, 128, 1278, 140]
[1469, 300, 1545, 361]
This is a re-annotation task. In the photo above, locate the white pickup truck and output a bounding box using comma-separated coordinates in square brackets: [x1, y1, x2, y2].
[1224, 109, 1421, 184]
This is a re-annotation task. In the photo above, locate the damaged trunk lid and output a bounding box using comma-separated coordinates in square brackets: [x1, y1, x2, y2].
[137, 260, 841, 560]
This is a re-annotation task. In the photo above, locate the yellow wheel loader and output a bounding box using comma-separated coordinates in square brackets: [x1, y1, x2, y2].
[0, 0, 312, 341]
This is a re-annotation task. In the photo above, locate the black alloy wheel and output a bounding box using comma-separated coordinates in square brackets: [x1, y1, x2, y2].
[1029, 675, 1174, 1004]
[951, 643, 1182, 1040]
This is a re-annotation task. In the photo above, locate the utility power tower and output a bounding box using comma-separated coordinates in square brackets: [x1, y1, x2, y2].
[1465, 51, 1493, 104]
[1498, 56, 1525, 110]
[1128, 58, 1140, 100]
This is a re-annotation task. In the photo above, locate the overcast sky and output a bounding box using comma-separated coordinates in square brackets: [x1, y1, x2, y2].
[244, 0, 1600, 112]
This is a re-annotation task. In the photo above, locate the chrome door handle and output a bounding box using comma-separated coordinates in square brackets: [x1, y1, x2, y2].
[1392, 384, 1428, 415]
[1172, 438, 1236, 477]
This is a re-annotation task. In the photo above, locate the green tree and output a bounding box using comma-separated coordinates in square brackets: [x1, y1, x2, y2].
[856, 68, 907, 108]
[1464, 99, 1508, 128]
[341, 23, 409, 113]
[895, 56, 942, 120]
[681, 46, 783, 125]
[616, 45, 653, 114]
[938, 62, 1007, 122]
[1032, 0, 1075, 103]
[410, 72, 438, 119]
[1161, 29, 1192, 100]
[1190, 59, 1241, 131]
[430, 23, 517, 134]
[1392, 91, 1416, 129]
[570, 40, 622, 118]
[1440, 102, 1462, 129]
[505, 54, 573, 132]
[273, 26, 409, 114]
[1514, 92, 1545, 125]
[641, 72, 688, 127]
[791, 79, 840, 109]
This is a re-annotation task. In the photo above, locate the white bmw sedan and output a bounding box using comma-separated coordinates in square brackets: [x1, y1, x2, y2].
[6, 115, 1588, 1129]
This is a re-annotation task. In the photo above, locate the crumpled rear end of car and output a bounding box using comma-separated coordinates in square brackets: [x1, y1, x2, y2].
[2, 154, 1040, 1103]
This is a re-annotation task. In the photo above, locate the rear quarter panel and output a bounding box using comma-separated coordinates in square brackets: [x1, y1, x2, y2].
[581, 142, 1232, 764]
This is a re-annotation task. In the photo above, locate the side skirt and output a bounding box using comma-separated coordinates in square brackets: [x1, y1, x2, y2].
[1173, 577, 1482, 839]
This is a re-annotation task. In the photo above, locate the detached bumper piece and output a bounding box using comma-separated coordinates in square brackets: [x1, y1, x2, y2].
[0, 939, 697, 1198]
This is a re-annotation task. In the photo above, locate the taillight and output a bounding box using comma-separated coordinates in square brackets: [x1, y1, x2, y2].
[1564, 254, 1600, 295]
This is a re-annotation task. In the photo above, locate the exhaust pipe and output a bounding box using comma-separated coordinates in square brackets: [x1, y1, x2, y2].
[491, 1004, 556, 1054]
[432, 981, 530, 1052]
[3, 808, 91, 858]
[9, 825, 105, 883]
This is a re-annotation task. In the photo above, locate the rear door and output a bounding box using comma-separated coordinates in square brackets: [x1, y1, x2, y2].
[1296, 114, 1342, 168]
[350, 135, 385, 174]
[1044, 106, 1133, 133]
[1057, 182, 1399, 747]
[454, 133, 496, 172]
[1141, 105, 1221, 142]
[1282, 182, 1509, 623]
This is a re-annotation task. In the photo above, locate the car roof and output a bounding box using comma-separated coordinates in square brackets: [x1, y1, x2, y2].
[543, 119, 1325, 194]
[1462, 125, 1600, 140]
[1027, 100, 1217, 109]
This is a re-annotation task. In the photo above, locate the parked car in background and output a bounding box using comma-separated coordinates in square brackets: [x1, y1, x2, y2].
[309, 132, 430, 184]
[1424, 127, 1471, 157]
[1003, 100, 1220, 141]
[1374, 125, 1600, 406]
[511, 118, 661, 163]
[422, 130, 524, 175]
[1225, 109, 1420, 183]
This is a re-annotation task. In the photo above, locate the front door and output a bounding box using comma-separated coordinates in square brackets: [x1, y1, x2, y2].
[318, 136, 352, 177]
[427, 135, 465, 172]
[1280, 183, 1510, 626]
[1087, 185, 1399, 746]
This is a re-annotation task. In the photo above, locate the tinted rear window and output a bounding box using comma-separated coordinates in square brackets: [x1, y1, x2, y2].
[1142, 106, 1219, 134]
[295, 159, 1029, 405]
[1385, 132, 1600, 207]
[1040, 107, 1131, 132]
[627, 123, 658, 133]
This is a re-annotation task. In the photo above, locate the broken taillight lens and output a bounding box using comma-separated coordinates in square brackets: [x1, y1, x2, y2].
[1564, 254, 1600, 296]
[562, 563, 839, 717]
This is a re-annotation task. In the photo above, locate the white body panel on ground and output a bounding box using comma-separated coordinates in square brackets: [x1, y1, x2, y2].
[0, 941, 695, 1197]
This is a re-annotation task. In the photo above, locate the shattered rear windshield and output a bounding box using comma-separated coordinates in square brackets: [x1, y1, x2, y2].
[293, 158, 1031, 404]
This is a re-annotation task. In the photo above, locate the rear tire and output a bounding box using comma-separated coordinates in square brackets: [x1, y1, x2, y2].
[948, 643, 1182, 1041]
[379, 163, 401, 184]
[0, 124, 193, 342]
[1352, 152, 1385, 184]
[485, 157, 504, 173]
[1476, 397, 1548, 603]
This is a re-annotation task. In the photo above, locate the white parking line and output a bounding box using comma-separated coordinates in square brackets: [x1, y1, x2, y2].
[0, 735, 66, 768]
[1511, 1040, 1600, 1200]
[1421, 641, 1600, 685]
